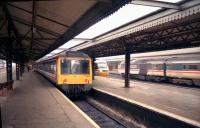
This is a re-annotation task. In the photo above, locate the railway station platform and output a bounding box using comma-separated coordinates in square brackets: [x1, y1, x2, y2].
[93, 76, 200, 127]
[0, 72, 98, 128]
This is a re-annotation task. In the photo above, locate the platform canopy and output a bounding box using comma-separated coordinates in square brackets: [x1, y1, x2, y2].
[69, 0, 200, 58]
[0, 0, 130, 62]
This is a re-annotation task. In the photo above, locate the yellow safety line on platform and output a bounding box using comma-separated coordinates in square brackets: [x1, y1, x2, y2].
[55, 89, 100, 128]
[94, 87, 200, 128]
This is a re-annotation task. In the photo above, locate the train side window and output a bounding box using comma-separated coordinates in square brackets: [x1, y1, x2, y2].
[183, 65, 186, 69]
[151, 64, 156, 70]
[188, 65, 198, 70]
[167, 64, 182, 70]
[50, 61, 56, 74]
[94, 63, 98, 70]
[130, 64, 138, 69]
[174, 64, 182, 70]
[156, 64, 163, 70]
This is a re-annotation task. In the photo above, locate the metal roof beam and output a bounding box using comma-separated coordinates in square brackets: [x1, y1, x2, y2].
[0, 21, 6, 31]
[0, 37, 57, 41]
[131, 0, 181, 10]
[29, 1, 36, 59]
[11, 15, 61, 37]
[7, 3, 71, 28]
[34, 40, 49, 48]
[92, 0, 112, 3]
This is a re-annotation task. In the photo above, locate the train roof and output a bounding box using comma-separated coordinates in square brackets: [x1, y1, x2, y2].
[37, 51, 90, 62]
[128, 54, 200, 64]
[59, 51, 90, 58]
[95, 59, 107, 63]
[167, 60, 200, 64]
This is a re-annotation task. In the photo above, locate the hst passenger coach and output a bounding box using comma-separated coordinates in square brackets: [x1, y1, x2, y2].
[34, 51, 93, 97]
[119, 54, 200, 86]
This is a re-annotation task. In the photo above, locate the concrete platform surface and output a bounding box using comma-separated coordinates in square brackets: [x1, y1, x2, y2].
[93, 76, 200, 125]
[1, 72, 98, 128]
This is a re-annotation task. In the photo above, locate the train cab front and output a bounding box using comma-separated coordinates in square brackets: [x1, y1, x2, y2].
[57, 58, 93, 96]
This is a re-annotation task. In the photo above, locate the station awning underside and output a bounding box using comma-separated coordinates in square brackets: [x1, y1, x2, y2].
[0, 0, 130, 62]
[71, 0, 200, 58]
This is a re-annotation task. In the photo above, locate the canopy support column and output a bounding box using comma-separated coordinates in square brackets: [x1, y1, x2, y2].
[6, 43, 12, 81]
[125, 45, 130, 88]
[92, 57, 96, 80]
[16, 63, 20, 80]
[20, 63, 24, 76]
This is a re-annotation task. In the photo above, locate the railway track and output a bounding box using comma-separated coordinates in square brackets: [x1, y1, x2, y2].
[70, 89, 199, 128]
[74, 100, 128, 128]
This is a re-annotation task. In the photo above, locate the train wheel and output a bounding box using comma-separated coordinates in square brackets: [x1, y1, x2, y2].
[193, 80, 200, 87]
[145, 75, 150, 81]
[169, 78, 193, 86]
[121, 73, 125, 78]
[155, 77, 162, 82]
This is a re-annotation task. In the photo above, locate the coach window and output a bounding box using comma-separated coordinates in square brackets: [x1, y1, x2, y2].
[156, 64, 163, 70]
[151, 64, 156, 70]
[47, 62, 50, 73]
[53, 61, 56, 73]
[120, 61, 125, 69]
[173, 64, 182, 70]
[183, 65, 187, 70]
[188, 65, 198, 70]
[50, 61, 55, 74]
[131, 64, 138, 69]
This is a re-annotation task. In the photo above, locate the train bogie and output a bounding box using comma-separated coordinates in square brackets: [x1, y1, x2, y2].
[193, 80, 200, 86]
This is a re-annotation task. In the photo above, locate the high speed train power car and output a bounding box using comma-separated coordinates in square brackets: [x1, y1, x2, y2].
[118, 54, 200, 86]
[34, 51, 93, 97]
[95, 60, 109, 77]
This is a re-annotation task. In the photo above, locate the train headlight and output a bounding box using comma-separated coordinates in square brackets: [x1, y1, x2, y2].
[85, 79, 89, 84]
[63, 79, 67, 84]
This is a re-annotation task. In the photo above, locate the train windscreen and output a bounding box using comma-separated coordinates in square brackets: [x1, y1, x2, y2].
[61, 59, 90, 74]
[97, 62, 108, 69]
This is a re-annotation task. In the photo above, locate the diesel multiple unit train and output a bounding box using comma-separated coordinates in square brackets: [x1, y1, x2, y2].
[34, 51, 93, 97]
[118, 54, 200, 86]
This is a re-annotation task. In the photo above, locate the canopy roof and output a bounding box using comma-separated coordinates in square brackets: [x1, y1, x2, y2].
[0, 0, 130, 62]
[68, 0, 200, 58]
